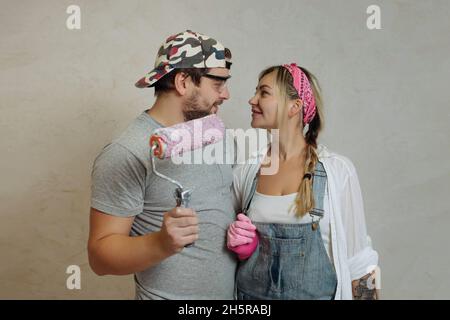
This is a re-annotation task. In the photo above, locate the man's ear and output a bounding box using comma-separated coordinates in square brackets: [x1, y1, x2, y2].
[288, 99, 303, 118]
[174, 72, 190, 96]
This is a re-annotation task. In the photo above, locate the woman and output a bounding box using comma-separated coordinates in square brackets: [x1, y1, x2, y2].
[227, 63, 379, 300]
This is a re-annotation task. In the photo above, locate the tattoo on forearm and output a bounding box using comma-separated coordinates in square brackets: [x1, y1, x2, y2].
[352, 273, 377, 300]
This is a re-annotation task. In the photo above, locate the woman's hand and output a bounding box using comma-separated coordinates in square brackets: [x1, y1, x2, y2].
[227, 214, 259, 260]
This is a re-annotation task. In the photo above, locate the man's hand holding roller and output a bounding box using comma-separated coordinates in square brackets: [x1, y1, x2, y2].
[159, 207, 199, 254]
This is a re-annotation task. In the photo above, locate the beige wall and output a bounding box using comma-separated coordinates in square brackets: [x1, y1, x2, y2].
[1, 0, 449, 299]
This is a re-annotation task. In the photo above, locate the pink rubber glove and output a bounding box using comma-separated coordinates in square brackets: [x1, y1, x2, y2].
[227, 214, 259, 260]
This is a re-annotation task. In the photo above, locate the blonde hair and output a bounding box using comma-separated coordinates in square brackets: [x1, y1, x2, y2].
[259, 66, 324, 217]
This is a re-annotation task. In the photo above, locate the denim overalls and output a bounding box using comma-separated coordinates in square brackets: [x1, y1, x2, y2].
[236, 161, 337, 300]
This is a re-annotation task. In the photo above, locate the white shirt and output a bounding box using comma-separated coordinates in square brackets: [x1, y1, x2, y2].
[247, 191, 332, 261]
[232, 144, 379, 300]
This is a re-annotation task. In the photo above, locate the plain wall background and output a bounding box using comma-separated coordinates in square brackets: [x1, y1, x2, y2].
[1, 0, 449, 299]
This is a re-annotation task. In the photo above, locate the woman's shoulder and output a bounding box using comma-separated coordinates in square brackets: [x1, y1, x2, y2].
[233, 144, 360, 182]
[232, 146, 266, 182]
[317, 144, 358, 178]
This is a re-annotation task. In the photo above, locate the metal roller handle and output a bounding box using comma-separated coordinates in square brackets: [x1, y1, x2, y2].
[151, 145, 196, 248]
[174, 188, 195, 247]
[175, 188, 192, 208]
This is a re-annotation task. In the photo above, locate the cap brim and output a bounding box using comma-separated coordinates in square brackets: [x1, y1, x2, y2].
[135, 66, 174, 88]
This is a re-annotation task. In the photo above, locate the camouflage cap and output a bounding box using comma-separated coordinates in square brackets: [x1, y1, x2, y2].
[135, 30, 232, 88]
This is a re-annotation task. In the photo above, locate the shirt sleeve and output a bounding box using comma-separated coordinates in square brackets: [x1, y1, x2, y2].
[90, 143, 146, 217]
[232, 164, 243, 214]
[340, 160, 379, 280]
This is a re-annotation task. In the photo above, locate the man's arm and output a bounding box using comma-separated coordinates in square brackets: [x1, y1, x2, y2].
[87, 207, 198, 276]
[351, 271, 378, 300]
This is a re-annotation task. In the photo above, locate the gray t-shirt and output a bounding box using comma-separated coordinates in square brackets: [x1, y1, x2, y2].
[90, 110, 237, 299]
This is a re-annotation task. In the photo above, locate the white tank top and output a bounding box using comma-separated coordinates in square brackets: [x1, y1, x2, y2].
[247, 191, 332, 261]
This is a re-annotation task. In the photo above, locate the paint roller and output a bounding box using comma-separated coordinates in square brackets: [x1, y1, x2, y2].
[149, 114, 225, 246]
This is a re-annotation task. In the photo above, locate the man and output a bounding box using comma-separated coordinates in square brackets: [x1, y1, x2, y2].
[88, 30, 236, 299]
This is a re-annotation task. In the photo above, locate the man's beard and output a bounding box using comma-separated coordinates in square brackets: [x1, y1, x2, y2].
[183, 91, 218, 121]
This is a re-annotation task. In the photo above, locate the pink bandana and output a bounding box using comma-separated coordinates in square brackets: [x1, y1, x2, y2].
[282, 63, 316, 125]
